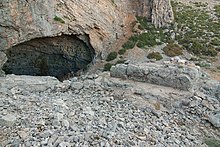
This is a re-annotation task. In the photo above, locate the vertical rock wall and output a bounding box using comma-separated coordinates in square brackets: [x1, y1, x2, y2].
[119, 0, 174, 27]
[151, 0, 174, 28]
[0, 0, 174, 76]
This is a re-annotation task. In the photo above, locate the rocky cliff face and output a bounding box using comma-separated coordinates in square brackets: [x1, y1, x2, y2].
[0, 0, 173, 76]
[123, 0, 174, 27]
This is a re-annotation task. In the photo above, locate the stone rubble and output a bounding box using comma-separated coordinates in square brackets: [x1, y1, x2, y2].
[0, 64, 219, 146]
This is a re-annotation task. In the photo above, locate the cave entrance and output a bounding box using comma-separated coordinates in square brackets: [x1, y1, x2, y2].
[3, 35, 95, 81]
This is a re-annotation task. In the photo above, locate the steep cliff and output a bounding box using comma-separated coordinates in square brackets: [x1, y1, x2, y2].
[0, 0, 173, 76]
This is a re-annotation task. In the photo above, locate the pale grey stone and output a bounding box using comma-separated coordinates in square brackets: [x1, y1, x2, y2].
[62, 119, 70, 129]
[70, 82, 84, 90]
[110, 64, 128, 79]
[209, 113, 220, 128]
[0, 114, 16, 126]
[17, 131, 28, 140]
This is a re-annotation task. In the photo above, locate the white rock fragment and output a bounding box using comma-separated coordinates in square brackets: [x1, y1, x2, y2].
[62, 119, 70, 129]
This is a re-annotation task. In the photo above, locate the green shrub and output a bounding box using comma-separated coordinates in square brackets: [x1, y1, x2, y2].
[210, 38, 220, 46]
[136, 41, 146, 48]
[103, 63, 112, 71]
[118, 48, 127, 55]
[203, 46, 218, 57]
[204, 138, 220, 147]
[122, 35, 139, 49]
[115, 60, 125, 64]
[214, 5, 220, 17]
[106, 51, 118, 61]
[54, 16, 65, 24]
[122, 40, 136, 49]
[163, 43, 183, 57]
[147, 52, 163, 60]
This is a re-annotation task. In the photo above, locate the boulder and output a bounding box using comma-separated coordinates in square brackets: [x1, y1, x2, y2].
[209, 112, 220, 128]
[110, 63, 200, 91]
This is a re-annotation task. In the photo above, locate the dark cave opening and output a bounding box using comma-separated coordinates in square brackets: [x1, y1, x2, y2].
[2, 35, 95, 81]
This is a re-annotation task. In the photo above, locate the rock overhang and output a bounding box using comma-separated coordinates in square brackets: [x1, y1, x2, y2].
[2, 34, 95, 81]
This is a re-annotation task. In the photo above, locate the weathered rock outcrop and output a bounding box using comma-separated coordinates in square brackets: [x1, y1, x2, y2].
[0, 0, 173, 52]
[124, 0, 174, 27]
[0, 0, 125, 54]
[0, 0, 174, 77]
[151, 0, 174, 28]
[110, 63, 200, 91]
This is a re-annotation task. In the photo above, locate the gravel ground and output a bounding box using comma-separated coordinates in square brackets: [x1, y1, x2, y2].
[0, 73, 219, 146]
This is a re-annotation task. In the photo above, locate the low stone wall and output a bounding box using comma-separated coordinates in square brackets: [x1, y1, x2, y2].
[110, 63, 201, 91]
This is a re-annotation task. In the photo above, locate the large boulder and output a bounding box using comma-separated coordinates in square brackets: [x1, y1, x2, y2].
[111, 63, 200, 91]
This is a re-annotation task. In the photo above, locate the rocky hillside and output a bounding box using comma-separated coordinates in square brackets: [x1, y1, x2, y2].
[0, 0, 220, 146]
[0, 63, 220, 146]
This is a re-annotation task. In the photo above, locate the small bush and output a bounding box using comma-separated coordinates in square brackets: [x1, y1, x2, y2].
[106, 51, 118, 61]
[136, 41, 146, 48]
[115, 60, 125, 64]
[210, 38, 220, 46]
[103, 63, 112, 71]
[122, 36, 138, 49]
[54, 16, 65, 24]
[118, 48, 126, 55]
[163, 43, 183, 57]
[147, 52, 163, 60]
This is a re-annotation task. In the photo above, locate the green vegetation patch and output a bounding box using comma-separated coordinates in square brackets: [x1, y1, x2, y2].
[118, 48, 127, 55]
[115, 59, 125, 64]
[121, 16, 170, 50]
[54, 15, 65, 24]
[214, 5, 220, 17]
[163, 43, 183, 57]
[171, 1, 219, 56]
[103, 63, 113, 71]
[147, 52, 163, 60]
[193, 2, 208, 7]
[204, 138, 220, 147]
[106, 51, 118, 61]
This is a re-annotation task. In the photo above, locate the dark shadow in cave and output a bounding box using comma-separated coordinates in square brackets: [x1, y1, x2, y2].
[3, 35, 95, 81]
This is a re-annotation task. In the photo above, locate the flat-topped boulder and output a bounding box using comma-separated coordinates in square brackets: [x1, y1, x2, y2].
[110, 63, 201, 91]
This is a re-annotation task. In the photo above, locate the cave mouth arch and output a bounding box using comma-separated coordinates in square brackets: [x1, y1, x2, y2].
[3, 35, 95, 81]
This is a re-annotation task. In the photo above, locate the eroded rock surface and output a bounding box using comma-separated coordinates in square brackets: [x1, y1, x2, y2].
[0, 0, 173, 54]
[110, 63, 201, 91]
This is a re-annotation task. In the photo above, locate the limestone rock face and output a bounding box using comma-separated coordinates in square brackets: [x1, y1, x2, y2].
[0, 0, 173, 76]
[119, 0, 174, 27]
[151, 0, 174, 28]
[110, 63, 200, 91]
[0, 0, 173, 51]
[0, 0, 125, 54]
